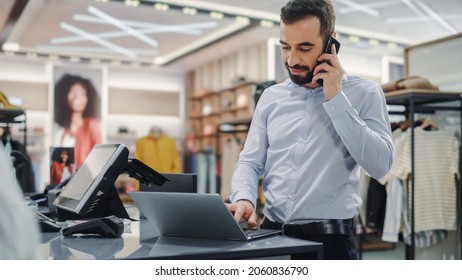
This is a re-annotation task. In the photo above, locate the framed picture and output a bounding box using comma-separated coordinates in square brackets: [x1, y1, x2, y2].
[49, 147, 75, 185]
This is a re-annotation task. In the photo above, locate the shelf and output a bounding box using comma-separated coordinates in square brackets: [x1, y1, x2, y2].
[219, 118, 252, 127]
[385, 90, 461, 106]
[0, 109, 26, 122]
[0, 109, 27, 149]
[188, 82, 256, 154]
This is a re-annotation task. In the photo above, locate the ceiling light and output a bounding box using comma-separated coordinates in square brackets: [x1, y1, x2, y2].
[124, 0, 140, 7]
[2, 42, 20, 51]
[260, 20, 274, 28]
[210, 11, 224, 19]
[412, 0, 457, 34]
[154, 3, 169, 11]
[348, 35, 360, 43]
[235, 16, 250, 24]
[60, 21, 137, 58]
[69, 56, 81, 62]
[334, 0, 379, 17]
[387, 42, 398, 49]
[368, 39, 379, 46]
[153, 57, 164, 65]
[182, 7, 197, 15]
[159, 0, 279, 22]
[88, 6, 158, 48]
[339, 1, 397, 14]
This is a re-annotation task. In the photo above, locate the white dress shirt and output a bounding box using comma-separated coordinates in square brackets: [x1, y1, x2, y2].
[230, 75, 394, 223]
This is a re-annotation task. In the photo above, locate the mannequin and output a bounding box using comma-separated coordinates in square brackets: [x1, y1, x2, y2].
[135, 127, 181, 175]
[150, 126, 161, 139]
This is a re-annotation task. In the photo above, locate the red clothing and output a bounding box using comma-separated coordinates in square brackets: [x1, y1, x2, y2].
[50, 161, 73, 184]
[72, 118, 101, 167]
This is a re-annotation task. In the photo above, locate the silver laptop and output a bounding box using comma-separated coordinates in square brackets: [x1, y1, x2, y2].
[128, 191, 282, 241]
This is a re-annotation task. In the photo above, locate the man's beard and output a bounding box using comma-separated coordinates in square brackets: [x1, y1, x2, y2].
[285, 62, 314, 86]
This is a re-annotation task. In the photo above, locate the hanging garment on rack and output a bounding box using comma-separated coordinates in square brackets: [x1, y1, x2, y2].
[382, 176, 449, 247]
[389, 127, 459, 232]
[357, 168, 371, 230]
[400, 177, 449, 248]
[382, 176, 404, 243]
[195, 151, 217, 193]
[135, 131, 181, 173]
[1, 129, 36, 193]
[365, 178, 387, 231]
[220, 137, 242, 201]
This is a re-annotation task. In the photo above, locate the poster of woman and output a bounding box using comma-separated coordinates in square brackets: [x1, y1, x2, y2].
[52, 66, 102, 168]
[49, 147, 75, 185]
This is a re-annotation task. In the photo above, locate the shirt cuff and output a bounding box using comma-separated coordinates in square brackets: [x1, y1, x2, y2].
[237, 199, 255, 209]
[322, 91, 352, 119]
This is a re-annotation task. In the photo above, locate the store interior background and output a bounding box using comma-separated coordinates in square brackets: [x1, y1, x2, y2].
[1, 0, 462, 259]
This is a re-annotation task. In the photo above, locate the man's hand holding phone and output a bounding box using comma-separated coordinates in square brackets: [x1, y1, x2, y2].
[312, 37, 344, 100]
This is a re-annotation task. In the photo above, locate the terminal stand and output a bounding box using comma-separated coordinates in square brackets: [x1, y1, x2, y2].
[55, 157, 169, 221]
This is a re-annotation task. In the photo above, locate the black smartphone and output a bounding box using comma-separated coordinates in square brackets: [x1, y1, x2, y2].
[316, 36, 341, 85]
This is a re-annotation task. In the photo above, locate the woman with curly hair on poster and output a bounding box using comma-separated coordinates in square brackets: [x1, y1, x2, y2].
[53, 73, 101, 168]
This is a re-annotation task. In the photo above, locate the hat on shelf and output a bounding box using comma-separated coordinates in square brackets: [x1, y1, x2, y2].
[0, 90, 23, 111]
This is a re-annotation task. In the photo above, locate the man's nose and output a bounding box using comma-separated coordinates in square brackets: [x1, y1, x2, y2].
[287, 50, 301, 67]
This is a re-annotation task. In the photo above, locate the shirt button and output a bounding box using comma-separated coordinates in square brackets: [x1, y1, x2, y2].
[331, 106, 335, 110]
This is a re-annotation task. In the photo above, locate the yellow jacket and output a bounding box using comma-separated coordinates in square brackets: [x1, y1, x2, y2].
[135, 132, 181, 173]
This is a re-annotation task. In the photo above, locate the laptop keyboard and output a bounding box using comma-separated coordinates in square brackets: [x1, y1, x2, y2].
[243, 228, 282, 239]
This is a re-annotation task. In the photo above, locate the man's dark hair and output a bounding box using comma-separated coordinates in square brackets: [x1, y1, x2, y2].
[54, 73, 101, 128]
[280, 0, 336, 42]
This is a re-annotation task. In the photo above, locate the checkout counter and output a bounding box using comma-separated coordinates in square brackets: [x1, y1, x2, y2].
[36, 144, 323, 260]
[39, 205, 323, 260]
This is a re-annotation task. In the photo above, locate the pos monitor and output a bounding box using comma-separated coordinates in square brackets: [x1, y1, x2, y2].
[53, 144, 129, 221]
[53, 143, 169, 221]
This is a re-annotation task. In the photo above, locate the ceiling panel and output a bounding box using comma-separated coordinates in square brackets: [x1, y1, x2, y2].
[0, 0, 460, 72]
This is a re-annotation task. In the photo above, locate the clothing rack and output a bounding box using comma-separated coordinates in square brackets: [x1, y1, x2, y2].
[0, 109, 27, 150]
[385, 89, 462, 260]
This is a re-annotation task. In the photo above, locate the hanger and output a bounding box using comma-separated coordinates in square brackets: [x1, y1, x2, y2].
[420, 118, 439, 131]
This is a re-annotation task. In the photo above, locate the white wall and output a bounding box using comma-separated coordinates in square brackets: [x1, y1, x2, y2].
[340, 52, 382, 83]
[106, 66, 185, 140]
